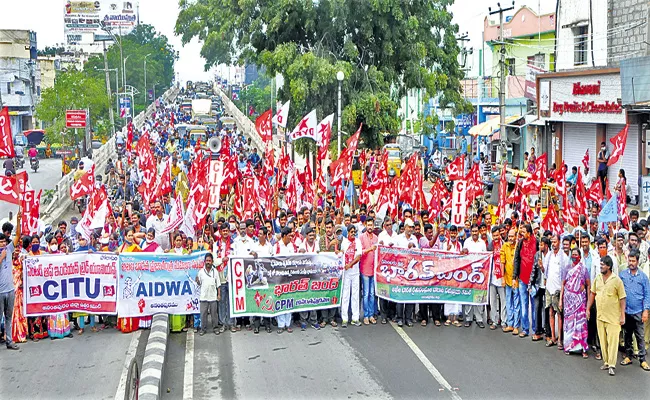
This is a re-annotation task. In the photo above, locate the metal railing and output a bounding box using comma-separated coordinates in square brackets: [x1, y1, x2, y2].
[41, 85, 180, 224]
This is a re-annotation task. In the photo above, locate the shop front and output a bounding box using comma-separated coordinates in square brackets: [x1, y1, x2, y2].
[537, 68, 638, 198]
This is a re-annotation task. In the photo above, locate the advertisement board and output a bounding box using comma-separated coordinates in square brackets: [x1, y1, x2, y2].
[64, 1, 138, 45]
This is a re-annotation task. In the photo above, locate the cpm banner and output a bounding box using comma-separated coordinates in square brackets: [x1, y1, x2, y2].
[229, 253, 343, 317]
[374, 246, 491, 305]
[23, 252, 119, 316]
[117, 251, 206, 317]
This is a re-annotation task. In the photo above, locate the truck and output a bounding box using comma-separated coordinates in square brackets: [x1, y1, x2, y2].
[191, 99, 212, 119]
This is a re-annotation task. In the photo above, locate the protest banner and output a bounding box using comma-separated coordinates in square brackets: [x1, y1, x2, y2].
[117, 251, 207, 317]
[374, 245, 491, 305]
[229, 253, 343, 317]
[23, 253, 119, 316]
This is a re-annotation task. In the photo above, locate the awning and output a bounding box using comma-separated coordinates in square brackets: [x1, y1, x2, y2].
[469, 115, 522, 136]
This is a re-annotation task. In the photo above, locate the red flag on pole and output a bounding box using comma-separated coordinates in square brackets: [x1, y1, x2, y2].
[70, 165, 96, 200]
[607, 124, 628, 166]
[542, 205, 564, 236]
[446, 155, 465, 180]
[0, 107, 16, 158]
[255, 109, 273, 142]
[582, 149, 589, 170]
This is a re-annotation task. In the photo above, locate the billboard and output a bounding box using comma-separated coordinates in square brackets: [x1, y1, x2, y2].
[63, 1, 138, 45]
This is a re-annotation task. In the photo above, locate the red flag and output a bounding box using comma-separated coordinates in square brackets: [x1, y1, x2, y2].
[0, 107, 16, 158]
[70, 165, 96, 200]
[575, 169, 588, 216]
[189, 170, 210, 226]
[520, 197, 535, 222]
[232, 181, 243, 219]
[554, 163, 567, 198]
[285, 169, 299, 211]
[465, 162, 484, 202]
[607, 124, 628, 166]
[263, 146, 275, 179]
[317, 114, 334, 155]
[126, 122, 134, 150]
[335, 181, 344, 209]
[303, 162, 314, 203]
[330, 147, 352, 186]
[367, 151, 388, 192]
[534, 153, 548, 184]
[170, 112, 175, 128]
[21, 189, 41, 236]
[542, 205, 563, 236]
[582, 149, 589, 170]
[156, 159, 172, 198]
[446, 155, 465, 180]
[619, 183, 629, 229]
[358, 178, 370, 206]
[586, 179, 604, 205]
[506, 176, 522, 205]
[316, 158, 327, 194]
[345, 124, 362, 151]
[255, 109, 273, 142]
[520, 174, 541, 196]
[0, 175, 20, 205]
[241, 177, 257, 220]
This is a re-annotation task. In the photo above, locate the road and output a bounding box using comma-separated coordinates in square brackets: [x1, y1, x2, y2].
[0, 158, 63, 222]
[1, 326, 148, 400]
[162, 320, 650, 400]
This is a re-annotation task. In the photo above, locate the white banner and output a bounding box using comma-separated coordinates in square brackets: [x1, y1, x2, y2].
[23, 252, 119, 316]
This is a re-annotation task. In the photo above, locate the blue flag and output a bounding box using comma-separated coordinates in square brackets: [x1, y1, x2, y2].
[598, 195, 618, 224]
[345, 179, 355, 203]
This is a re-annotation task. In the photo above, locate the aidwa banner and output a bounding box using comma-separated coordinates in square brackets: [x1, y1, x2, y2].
[229, 253, 343, 317]
[23, 253, 119, 316]
[374, 246, 491, 305]
[117, 251, 206, 317]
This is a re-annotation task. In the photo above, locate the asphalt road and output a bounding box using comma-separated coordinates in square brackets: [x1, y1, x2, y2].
[0, 158, 63, 221]
[163, 319, 650, 400]
[1, 326, 148, 400]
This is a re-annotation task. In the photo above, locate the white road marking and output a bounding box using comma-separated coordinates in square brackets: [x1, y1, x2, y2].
[114, 330, 142, 400]
[183, 330, 195, 400]
[390, 322, 462, 400]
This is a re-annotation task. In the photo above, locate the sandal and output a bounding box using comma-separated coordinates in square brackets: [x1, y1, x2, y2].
[369, 317, 377, 325]
[78, 329, 84, 335]
[287, 327, 293, 333]
[421, 320, 427, 327]
[434, 320, 441, 327]
[595, 353, 602, 360]
[545, 340, 556, 347]
[582, 352, 589, 359]
[557, 344, 564, 351]
[620, 357, 633, 366]
[229, 326, 237, 333]
[330, 321, 338, 327]
[319, 321, 326, 328]
[277, 328, 284, 334]
[444, 320, 451, 326]
[640, 361, 650, 371]
[453, 321, 462, 327]
[91, 327, 98, 333]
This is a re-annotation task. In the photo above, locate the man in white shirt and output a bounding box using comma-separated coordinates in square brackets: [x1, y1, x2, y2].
[249, 227, 273, 334]
[195, 253, 221, 335]
[341, 224, 362, 327]
[395, 218, 419, 327]
[377, 217, 398, 323]
[462, 224, 487, 328]
[298, 228, 320, 253]
[146, 200, 171, 250]
[274, 227, 295, 333]
[544, 233, 569, 347]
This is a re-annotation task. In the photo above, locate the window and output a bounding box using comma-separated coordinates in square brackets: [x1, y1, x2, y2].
[505, 58, 515, 75]
[527, 53, 545, 68]
[6, 82, 10, 94]
[574, 26, 588, 66]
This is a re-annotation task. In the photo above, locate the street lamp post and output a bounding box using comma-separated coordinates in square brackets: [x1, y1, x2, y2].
[144, 53, 151, 104]
[336, 70, 344, 155]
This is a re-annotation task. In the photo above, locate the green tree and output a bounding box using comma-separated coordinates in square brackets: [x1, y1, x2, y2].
[36, 69, 110, 145]
[175, 0, 472, 155]
[233, 76, 272, 119]
[84, 24, 178, 116]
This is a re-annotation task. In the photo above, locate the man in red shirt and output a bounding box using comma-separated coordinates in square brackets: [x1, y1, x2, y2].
[360, 217, 379, 325]
[513, 223, 538, 338]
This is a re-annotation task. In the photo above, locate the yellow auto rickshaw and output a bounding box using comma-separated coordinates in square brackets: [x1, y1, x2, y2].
[384, 145, 402, 177]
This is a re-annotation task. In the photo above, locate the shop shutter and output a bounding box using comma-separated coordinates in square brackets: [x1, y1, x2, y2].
[562, 122, 597, 178]
[606, 124, 639, 197]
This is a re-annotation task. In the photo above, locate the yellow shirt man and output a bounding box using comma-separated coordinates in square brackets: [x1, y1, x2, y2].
[500, 241, 516, 288]
[591, 271, 626, 371]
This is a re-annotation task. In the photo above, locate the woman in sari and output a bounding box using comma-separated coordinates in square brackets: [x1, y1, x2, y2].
[560, 248, 590, 358]
[117, 228, 141, 332]
[11, 236, 30, 343]
[45, 234, 74, 339]
[139, 228, 163, 253]
[26, 235, 48, 341]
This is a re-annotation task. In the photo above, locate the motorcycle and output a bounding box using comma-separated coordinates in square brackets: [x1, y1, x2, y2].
[74, 196, 87, 213]
[30, 157, 39, 173]
[14, 153, 25, 169]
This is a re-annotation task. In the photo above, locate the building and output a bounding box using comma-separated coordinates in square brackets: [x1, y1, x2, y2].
[0, 29, 39, 134]
[536, 0, 648, 201]
[38, 56, 57, 92]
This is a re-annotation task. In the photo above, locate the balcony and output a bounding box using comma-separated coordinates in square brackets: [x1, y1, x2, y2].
[1, 92, 34, 109]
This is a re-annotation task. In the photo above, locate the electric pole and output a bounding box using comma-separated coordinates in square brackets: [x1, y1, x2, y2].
[102, 40, 116, 136]
[489, 1, 515, 162]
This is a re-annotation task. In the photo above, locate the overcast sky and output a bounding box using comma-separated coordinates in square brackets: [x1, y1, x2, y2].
[4, 0, 557, 83]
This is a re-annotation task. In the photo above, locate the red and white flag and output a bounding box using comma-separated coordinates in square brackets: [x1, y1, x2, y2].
[0, 107, 16, 158]
[607, 124, 628, 166]
[520, 197, 535, 222]
[586, 178, 604, 205]
[0, 175, 21, 205]
[289, 109, 318, 141]
[446, 156, 465, 180]
[582, 149, 589, 170]
[541, 205, 563, 236]
[272, 100, 290, 128]
[316, 113, 334, 146]
[255, 109, 273, 142]
[21, 189, 41, 236]
[70, 165, 96, 200]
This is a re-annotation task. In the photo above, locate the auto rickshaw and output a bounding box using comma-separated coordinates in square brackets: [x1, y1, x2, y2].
[45, 143, 53, 158]
[383, 145, 401, 177]
[351, 153, 363, 186]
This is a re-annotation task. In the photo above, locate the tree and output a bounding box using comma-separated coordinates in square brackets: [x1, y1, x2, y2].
[175, 0, 472, 154]
[232, 76, 272, 119]
[84, 24, 178, 115]
[36, 69, 110, 145]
